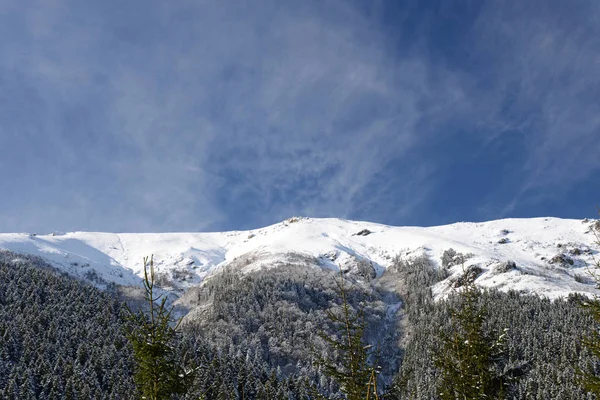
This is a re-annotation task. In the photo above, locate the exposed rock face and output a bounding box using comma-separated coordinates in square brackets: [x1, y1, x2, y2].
[495, 260, 517, 274]
[340, 256, 377, 280]
[319, 250, 338, 262]
[549, 253, 575, 267]
[354, 229, 372, 236]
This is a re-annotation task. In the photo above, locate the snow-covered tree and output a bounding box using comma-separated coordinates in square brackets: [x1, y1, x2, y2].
[123, 256, 191, 400]
[434, 277, 509, 399]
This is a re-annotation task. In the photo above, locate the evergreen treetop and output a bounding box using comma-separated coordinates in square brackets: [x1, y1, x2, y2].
[123, 255, 192, 400]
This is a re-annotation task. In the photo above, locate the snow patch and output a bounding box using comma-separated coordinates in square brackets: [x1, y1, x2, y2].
[0, 217, 598, 299]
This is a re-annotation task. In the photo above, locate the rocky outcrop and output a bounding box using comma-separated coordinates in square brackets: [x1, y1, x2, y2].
[549, 253, 575, 267]
[340, 256, 377, 280]
[495, 260, 517, 274]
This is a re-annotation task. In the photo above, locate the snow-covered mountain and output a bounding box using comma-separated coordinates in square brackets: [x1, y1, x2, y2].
[0, 216, 599, 299]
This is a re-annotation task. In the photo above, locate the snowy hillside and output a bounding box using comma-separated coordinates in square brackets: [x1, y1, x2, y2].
[0, 216, 599, 299]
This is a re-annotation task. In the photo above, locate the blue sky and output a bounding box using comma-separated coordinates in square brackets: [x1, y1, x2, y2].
[0, 0, 599, 233]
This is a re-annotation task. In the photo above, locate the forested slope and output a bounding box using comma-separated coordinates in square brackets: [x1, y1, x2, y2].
[0, 252, 316, 399]
[392, 254, 598, 399]
[2, 248, 600, 399]
[0, 253, 135, 399]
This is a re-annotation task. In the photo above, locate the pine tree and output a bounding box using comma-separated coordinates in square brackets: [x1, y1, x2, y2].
[580, 210, 600, 395]
[123, 256, 191, 400]
[434, 270, 509, 399]
[316, 268, 380, 400]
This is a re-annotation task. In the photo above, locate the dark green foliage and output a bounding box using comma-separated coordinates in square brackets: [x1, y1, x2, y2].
[0, 251, 136, 399]
[179, 330, 315, 399]
[190, 262, 401, 397]
[123, 256, 190, 400]
[0, 251, 308, 399]
[4, 246, 600, 399]
[441, 248, 458, 269]
[316, 269, 380, 399]
[393, 254, 595, 400]
[434, 279, 509, 399]
[581, 297, 600, 395]
[580, 215, 600, 395]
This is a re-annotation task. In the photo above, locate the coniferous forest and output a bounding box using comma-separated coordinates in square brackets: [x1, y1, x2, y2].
[1, 0, 598, 397]
[2, 247, 600, 399]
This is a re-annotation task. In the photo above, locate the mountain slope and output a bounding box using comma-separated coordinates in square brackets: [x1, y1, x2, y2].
[0, 216, 598, 299]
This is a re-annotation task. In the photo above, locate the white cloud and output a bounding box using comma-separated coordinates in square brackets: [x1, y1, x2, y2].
[465, 1, 600, 214]
[1, 0, 598, 231]
[95, 0, 465, 228]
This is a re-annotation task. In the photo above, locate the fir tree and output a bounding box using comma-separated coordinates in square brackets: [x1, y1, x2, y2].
[316, 268, 380, 400]
[580, 210, 600, 395]
[434, 268, 509, 399]
[123, 255, 191, 400]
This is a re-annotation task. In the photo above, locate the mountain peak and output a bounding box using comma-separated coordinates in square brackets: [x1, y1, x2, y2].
[0, 217, 598, 299]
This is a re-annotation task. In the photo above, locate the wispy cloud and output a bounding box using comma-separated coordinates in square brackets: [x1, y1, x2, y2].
[464, 1, 600, 216]
[0, 0, 598, 232]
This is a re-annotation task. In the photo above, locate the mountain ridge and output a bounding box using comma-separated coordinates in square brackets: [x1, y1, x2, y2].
[0, 216, 598, 299]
